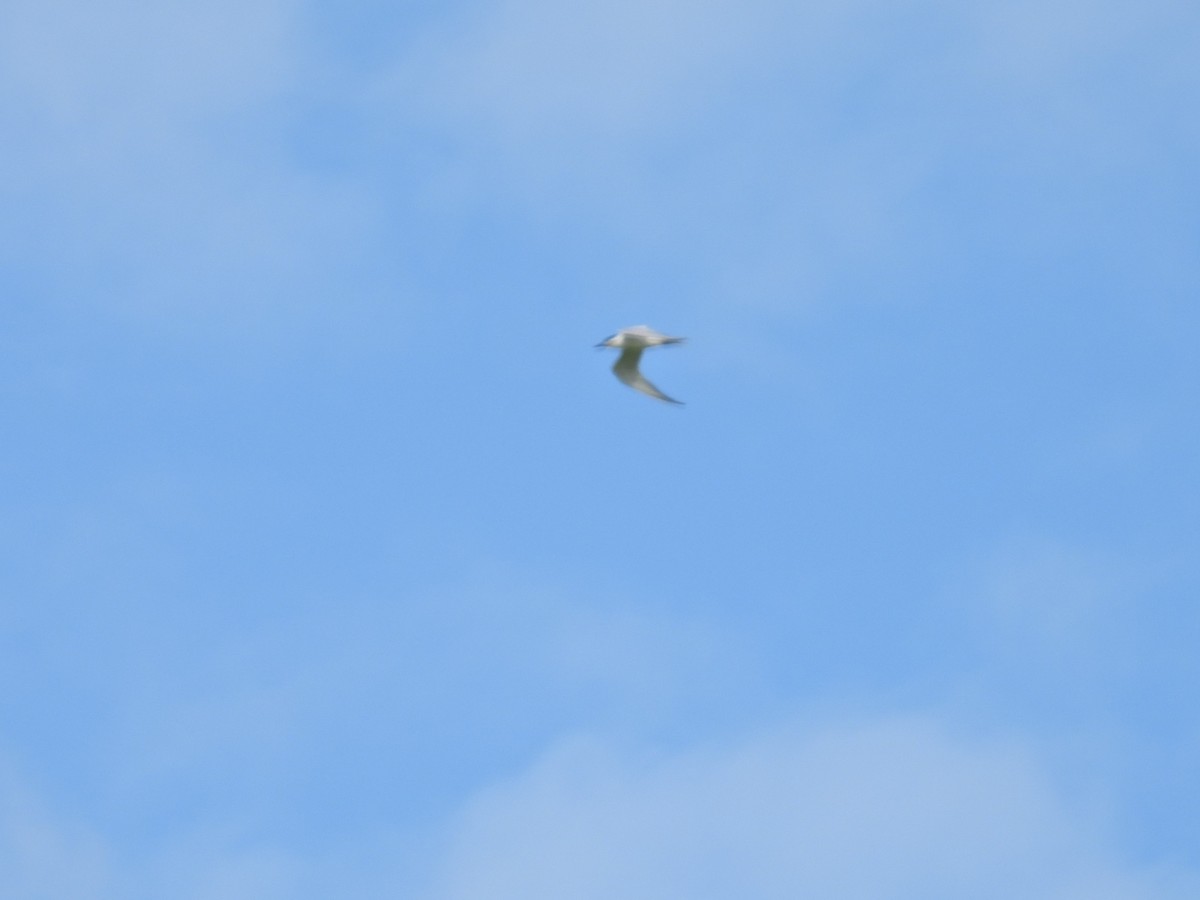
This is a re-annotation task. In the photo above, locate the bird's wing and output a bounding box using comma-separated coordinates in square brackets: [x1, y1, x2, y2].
[613, 347, 683, 404]
[627, 325, 685, 346]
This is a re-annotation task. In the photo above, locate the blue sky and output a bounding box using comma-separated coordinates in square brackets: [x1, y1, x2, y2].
[1, 0, 1198, 896]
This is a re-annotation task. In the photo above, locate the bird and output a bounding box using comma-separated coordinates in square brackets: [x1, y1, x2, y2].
[595, 325, 686, 404]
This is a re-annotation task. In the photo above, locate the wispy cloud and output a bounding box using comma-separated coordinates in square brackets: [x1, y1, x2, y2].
[374, 0, 1198, 326]
[963, 537, 1139, 664]
[8, 712, 1195, 900]
[0, 0, 388, 342]
[0, 759, 112, 899]
[423, 716, 1198, 899]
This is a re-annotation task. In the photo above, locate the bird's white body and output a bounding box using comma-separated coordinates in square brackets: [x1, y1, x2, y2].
[596, 325, 686, 404]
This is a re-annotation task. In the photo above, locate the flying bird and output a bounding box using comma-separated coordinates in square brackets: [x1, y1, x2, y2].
[595, 325, 686, 404]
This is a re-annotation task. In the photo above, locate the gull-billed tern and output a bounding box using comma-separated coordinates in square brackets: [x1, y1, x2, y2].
[595, 325, 686, 405]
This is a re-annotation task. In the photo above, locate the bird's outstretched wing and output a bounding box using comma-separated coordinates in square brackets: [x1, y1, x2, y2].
[613, 347, 683, 404]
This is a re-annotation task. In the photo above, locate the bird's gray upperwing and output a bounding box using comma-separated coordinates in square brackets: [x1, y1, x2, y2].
[612, 347, 683, 404]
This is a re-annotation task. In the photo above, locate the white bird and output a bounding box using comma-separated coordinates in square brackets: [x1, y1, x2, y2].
[595, 325, 686, 404]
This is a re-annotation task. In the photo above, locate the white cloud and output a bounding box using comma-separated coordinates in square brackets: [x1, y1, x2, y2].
[387, 0, 1196, 173]
[373, 0, 1197, 327]
[0, 0, 388, 342]
[141, 832, 301, 900]
[393, 0, 779, 146]
[951, 536, 1146, 686]
[5, 714, 1195, 900]
[6, 0, 1188, 342]
[0, 760, 112, 900]
[0, 0, 293, 120]
[0, 757, 307, 900]
[20, 561, 763, 826]
[380, 0, 841, 215]
[968, 0, 1196, 91]
[368, 0, 953, 341]
[423, 716, 1197, 899]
